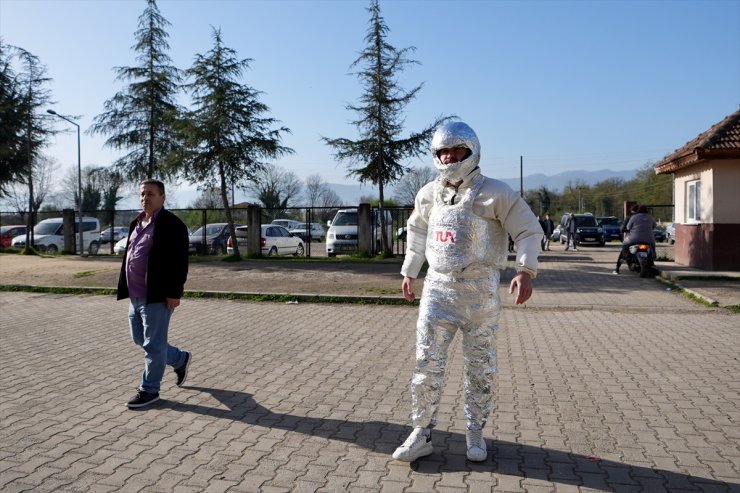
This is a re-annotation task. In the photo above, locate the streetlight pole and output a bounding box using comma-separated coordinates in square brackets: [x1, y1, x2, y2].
[47, 109, 84, 257]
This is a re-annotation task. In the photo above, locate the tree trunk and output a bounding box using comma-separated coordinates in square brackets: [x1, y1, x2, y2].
[219, 162, 239, 258]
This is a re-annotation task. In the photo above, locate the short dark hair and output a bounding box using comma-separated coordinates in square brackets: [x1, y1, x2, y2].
[140, 179, 165, 195]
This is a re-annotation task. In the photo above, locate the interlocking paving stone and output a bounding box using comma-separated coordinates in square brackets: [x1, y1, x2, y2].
[1, 252, 739, 492]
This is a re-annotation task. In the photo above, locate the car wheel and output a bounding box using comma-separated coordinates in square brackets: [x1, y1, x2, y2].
[216, 244, 226, 255]
[268, 246, 278, 256]
[295, 243, 305, 256]
[47, 244, 58, 254]
[328, 252, 336, 257]
[88, 241, 99, 255]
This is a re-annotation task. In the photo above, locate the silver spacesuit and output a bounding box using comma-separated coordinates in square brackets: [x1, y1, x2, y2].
[394, 121, 541, 462]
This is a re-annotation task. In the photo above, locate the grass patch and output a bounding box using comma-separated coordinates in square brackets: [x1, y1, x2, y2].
[73, 270, 98, 278]
[211, 253, 404, 264]
[361, 287, 399, 295]
[183, 290, 414, 305]
[0, 284, 415, 306]
[726, 305, 740, 313]
[0, 285, 116, 296]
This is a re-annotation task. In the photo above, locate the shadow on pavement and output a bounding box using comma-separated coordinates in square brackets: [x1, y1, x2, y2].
[160, 386, 737, 492]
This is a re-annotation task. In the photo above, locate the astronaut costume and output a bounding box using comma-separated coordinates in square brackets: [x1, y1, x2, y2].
[393, 122, 541, 462]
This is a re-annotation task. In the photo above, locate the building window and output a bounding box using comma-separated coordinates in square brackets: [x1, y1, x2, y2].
[687, 179, 701, 222]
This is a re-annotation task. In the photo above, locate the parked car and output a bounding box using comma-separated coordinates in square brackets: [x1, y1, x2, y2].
[0, 225, 27, 247]
[99, 226, 129, 245]
[189, 223, 238, 255]
[289, 222, 325, 242]
[226, 224, 304, 256]
[560, 214, 605, 247]
[665, 222, 677, 244]
[113, 235, 129, 255]
[653, 228, 666, 243]
[596, 216, 623, 242]
[270, 219, 304, 232]
[550, 225, 562, 242]
[326, 208, 393, 257]
[11, 216, 101, 254]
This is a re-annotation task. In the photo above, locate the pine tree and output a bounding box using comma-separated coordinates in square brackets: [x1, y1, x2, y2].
[5, 46, 56, 251]
[176, 27, 293, 257]
[323, 0, 451, 253]
[0, 40, 28, 196]
[88, 0, 183, 182]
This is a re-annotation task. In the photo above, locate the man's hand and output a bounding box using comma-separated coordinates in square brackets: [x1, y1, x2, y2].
[509, 272, 533, 305]
[166, 297, 181, 311]
[402, 276, 416, 302]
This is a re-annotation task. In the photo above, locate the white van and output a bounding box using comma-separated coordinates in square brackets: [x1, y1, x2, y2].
[11, 216, 101, 254]
[326, 209, 393, 257]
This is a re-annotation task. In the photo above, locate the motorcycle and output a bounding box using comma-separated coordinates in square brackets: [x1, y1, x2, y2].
[625, 243, 654, 278]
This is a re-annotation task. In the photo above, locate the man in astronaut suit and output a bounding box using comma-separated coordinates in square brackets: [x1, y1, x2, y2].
[393, 121, 542, 462]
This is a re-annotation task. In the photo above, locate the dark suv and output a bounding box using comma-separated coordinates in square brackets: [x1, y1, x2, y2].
[572, 214, 605, 247]
[596, 216, 623, 242]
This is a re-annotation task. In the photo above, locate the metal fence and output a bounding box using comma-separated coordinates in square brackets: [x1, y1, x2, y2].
[1, 205, 414, 258]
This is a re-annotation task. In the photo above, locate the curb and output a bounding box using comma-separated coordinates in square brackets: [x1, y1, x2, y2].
[654, 272, 720, 307]
[0, 284, 415, 306]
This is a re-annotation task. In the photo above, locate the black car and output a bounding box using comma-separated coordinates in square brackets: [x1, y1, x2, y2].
[572, 214, 605, 247]
[189, 223, 239, 255]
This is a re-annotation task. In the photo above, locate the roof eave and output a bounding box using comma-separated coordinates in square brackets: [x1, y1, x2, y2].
[654, 147, 740, 174]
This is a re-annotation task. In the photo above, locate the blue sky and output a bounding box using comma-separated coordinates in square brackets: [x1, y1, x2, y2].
[2, 0, 739, 206]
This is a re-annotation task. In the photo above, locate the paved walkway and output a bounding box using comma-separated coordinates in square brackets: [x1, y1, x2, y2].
[1, 251, 738, 492]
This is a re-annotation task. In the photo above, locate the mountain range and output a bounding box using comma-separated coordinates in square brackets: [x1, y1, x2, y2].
[329, 168, 639, 205]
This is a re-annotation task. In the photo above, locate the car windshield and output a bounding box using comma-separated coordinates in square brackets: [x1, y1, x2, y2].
[332, 212, 357, 226]
[575, 216, 597, 227]
[191, 225, 223, 236]
[34, 222, 62, 235]
[598, 217, 619, 226]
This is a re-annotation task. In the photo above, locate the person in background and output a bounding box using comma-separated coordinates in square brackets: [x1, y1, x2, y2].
[541, 213, 554, 251]
[564, 212, 577, 251]
[393, 121, 541, 463]
[118, 179, 192, 409]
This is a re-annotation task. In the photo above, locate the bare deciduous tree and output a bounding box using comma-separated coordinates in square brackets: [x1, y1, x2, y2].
[3, 154, 58, 219]
[245, 164, 302, 222]
[392, 166, 436, 206]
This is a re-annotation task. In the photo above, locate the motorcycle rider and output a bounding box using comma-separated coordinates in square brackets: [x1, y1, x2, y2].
[613, 205, 656, 274]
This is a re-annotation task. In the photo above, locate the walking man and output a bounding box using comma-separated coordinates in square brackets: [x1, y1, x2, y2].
[118, 179, 192, 409]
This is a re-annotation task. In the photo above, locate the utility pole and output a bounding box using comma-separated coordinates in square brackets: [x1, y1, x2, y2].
[520, 156, 523, 197]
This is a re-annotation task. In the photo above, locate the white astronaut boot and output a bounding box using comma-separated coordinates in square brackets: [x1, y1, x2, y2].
[466, 428, 487, 462]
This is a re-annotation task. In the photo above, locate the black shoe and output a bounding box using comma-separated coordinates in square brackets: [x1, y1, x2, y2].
[127, 390, 160, 409]
[175, 352, 191, 387]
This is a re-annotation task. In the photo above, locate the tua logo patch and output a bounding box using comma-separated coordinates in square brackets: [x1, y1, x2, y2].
[433, 229, 456, 243]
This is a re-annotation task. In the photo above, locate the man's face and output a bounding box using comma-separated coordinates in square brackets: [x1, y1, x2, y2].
[438, 146, 469, 165]
[140, 183, 165, 215]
